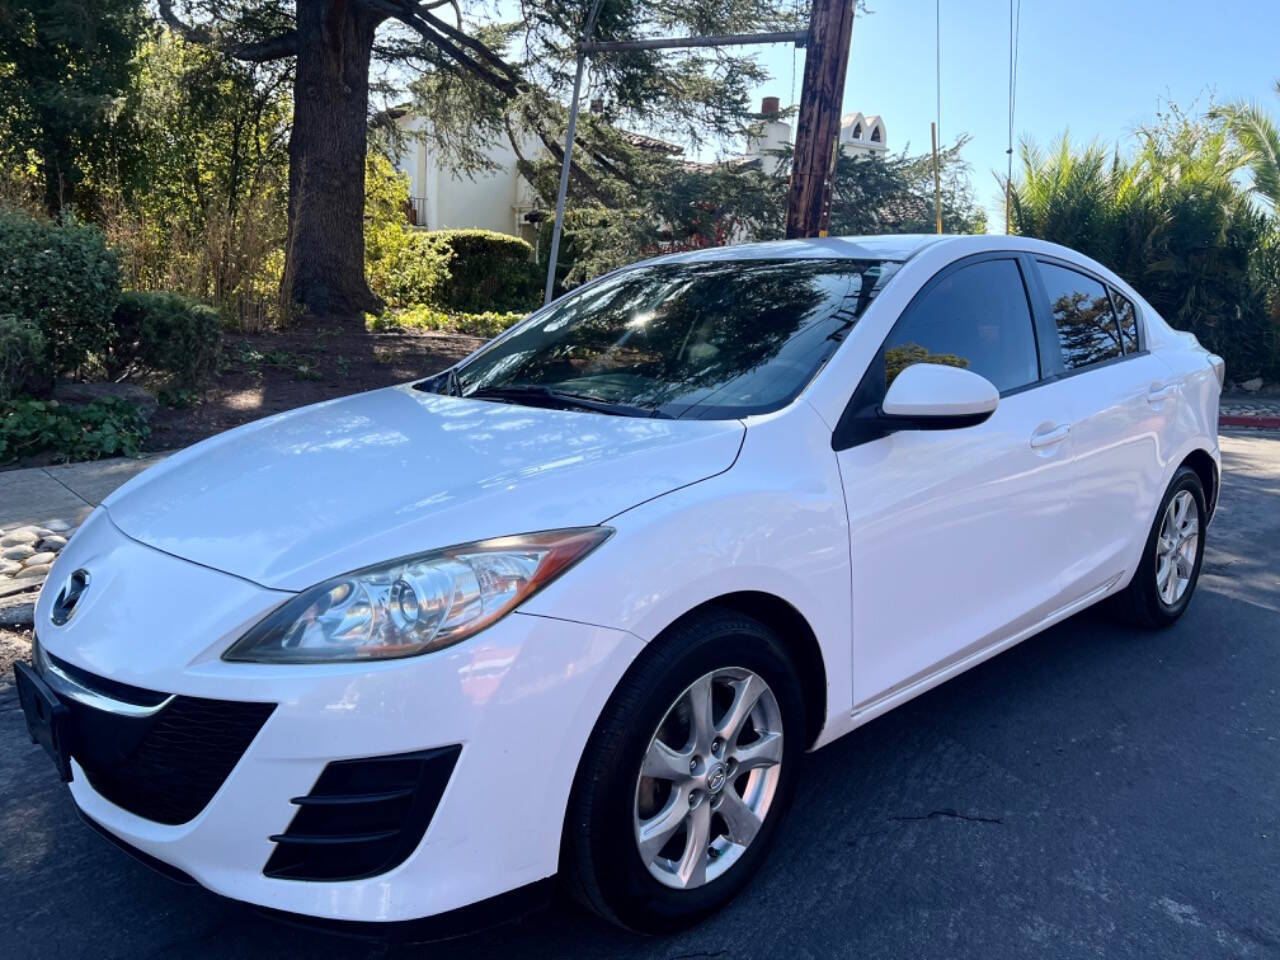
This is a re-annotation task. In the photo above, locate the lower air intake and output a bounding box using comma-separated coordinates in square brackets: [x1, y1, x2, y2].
[263, 745, 462, 882]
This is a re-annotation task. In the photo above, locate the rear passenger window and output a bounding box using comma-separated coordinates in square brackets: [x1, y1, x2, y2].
[1038, 261, 1124, 369]
[1110, 288, 1140, 353]
[883, 259, 1039, 393]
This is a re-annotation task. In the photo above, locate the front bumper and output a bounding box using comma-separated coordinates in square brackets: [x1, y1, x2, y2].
[32, 509, 644, 924]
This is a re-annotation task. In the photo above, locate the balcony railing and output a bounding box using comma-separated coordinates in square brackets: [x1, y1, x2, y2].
[406, 196, 428, 227]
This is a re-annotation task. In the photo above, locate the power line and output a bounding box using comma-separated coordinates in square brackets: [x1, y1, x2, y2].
[936, 0, 941, 144]
[1005, 0, 1021, 233]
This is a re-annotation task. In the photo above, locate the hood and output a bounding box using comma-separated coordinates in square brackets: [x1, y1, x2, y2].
[104, 384, 744, 591]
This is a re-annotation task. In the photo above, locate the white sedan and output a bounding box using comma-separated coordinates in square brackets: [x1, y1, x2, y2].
[16, 234, 1222, 936]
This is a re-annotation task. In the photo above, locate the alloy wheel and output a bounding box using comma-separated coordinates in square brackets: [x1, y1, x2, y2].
[1155, 489, 1199, 605]
[632, 667, 783, 890]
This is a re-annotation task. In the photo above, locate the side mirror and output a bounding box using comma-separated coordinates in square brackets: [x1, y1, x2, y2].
[880, 363, 999, 429]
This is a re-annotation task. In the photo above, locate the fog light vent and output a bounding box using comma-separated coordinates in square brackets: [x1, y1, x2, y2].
[263, 745, 461, 882]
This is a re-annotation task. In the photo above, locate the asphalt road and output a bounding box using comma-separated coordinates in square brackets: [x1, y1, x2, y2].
[2, 433, 1277, 960]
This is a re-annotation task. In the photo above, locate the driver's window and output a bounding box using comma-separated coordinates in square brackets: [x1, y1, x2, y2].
[883, 259, 1039, 393]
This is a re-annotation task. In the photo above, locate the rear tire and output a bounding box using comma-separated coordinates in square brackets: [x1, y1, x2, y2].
[1112, 465, 1206, 628]
[561, 606, 805, 933]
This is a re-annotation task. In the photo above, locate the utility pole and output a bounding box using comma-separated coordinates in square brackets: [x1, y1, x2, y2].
[785, 0, 856, 239]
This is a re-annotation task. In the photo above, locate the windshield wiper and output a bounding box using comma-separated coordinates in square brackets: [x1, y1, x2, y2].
[467, 384, 671, 419]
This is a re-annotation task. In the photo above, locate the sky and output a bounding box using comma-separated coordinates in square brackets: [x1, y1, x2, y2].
[700, 0, 1279, 231]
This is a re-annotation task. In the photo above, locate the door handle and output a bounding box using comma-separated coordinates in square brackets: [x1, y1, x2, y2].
[1147, 383, 1177, 404]
[1030, 423, 1071, 448]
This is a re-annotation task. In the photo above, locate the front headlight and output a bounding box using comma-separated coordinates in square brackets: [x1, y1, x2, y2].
[223, 527, 612, 663]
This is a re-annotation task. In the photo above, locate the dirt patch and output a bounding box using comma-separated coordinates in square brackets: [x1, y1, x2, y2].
[147, 322, 484, 451]
[0, 625, 32, 682]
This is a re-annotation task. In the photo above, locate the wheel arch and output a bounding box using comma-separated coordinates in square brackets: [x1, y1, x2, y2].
[658, 592, 828, 750]
[1179, 447, 1219, 521]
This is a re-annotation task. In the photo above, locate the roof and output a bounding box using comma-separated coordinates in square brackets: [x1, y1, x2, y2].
[619, 130, 683, 155]
[654, 234, 950, 266]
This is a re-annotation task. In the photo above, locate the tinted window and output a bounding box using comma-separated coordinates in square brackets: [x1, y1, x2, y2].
[1111, 288, 1140, 353]
[454, 258, 898, 420]
[1038, 262, 1123, 369]
[882, 258, 1039, 393]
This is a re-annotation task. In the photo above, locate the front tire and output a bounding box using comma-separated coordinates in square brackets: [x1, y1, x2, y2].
[1113, 465, 1206, 628]
[561, 607, 805, 933]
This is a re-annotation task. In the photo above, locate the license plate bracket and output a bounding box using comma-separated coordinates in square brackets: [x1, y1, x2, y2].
[14, 661, 74, 782]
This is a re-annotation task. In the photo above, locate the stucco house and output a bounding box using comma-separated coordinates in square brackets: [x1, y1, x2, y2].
[391, 112, 544, 245]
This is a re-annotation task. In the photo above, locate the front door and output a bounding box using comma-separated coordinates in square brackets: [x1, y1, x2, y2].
[835, 255, 1080, 709]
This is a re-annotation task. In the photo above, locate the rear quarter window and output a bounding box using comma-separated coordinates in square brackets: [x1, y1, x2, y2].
[1037, 261, 1124, 369]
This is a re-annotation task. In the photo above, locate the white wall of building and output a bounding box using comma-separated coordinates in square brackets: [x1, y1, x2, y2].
[395, 116, 541, 246]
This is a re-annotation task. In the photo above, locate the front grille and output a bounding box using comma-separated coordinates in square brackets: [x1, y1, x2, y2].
[264, 746, 461, 882]
[40, 649, 275, 825]
[77, 695, 276, 825]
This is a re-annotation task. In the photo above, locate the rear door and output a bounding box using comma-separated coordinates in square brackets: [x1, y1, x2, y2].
[835, 254, 1082, 709]
[1029, 258, 1180, 587]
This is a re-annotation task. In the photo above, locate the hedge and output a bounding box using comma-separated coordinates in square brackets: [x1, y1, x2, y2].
[368, 306, 525, 339]
[107, 291, 222, 387]
[0, 314, 48, 401]
[426, 229, 541, 313]
[367, 229, 452, 309]
[0, 210, 120, 376]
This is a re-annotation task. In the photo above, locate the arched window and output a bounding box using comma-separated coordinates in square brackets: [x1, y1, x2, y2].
[870, 126, 882, 143]
[852, 123, 862, 139]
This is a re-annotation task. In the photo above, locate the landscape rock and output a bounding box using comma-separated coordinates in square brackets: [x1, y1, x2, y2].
[2, 545, 36, 562]
[0, 559, 22, 576]
[20, 564, 52, 579]
[42, 519, 71, 533]
[1, 528, 40, 548]
[1240, 377, 1264, 392]
[0, 576, 44, 599]
[52, 380, 158, 419]
[38, 535, 68, 551]
[0, 603, 34, 629]
[22, 552, 57, 568]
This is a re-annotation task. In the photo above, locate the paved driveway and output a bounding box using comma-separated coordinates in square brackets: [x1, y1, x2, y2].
[2, 433, 1277, 960]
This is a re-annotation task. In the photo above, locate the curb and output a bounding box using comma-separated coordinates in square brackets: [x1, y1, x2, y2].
[1220, 415, 1280, 430]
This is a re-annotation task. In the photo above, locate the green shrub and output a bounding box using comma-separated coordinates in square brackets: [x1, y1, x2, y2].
[368, 230, 452, 309]
[0, 210, 121, 377]
[107, 291, 222, 386]
[0, 314, 49, 401]
[425, 229, 540, 313]
[368, 306, 525, 339]
[0, 397, 149, 464]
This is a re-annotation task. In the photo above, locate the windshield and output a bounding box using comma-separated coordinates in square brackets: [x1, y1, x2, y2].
[448, 257, 899, 420]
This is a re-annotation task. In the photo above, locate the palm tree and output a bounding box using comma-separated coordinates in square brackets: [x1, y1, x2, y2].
[1214, 82, 1280, 210]
[1005, 135, 1121, 258]
[1006, 115, 1273, 377]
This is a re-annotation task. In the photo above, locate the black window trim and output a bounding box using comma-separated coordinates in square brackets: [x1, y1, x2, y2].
[1030, 254, 1149, 386]
[1104, 282, 1146, 356]
[832, 251, 1045, 451]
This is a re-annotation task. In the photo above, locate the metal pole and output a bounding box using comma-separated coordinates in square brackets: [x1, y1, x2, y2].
[544, 0, 606, 306]
[581, 30, 806, 53]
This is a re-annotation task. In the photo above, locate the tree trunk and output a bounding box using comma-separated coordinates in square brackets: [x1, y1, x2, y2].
[282, 0, 381, 318]
[40, 131, 76, 216]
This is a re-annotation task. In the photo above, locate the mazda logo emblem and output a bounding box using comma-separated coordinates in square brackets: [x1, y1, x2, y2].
[50, 569, 90, 626]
